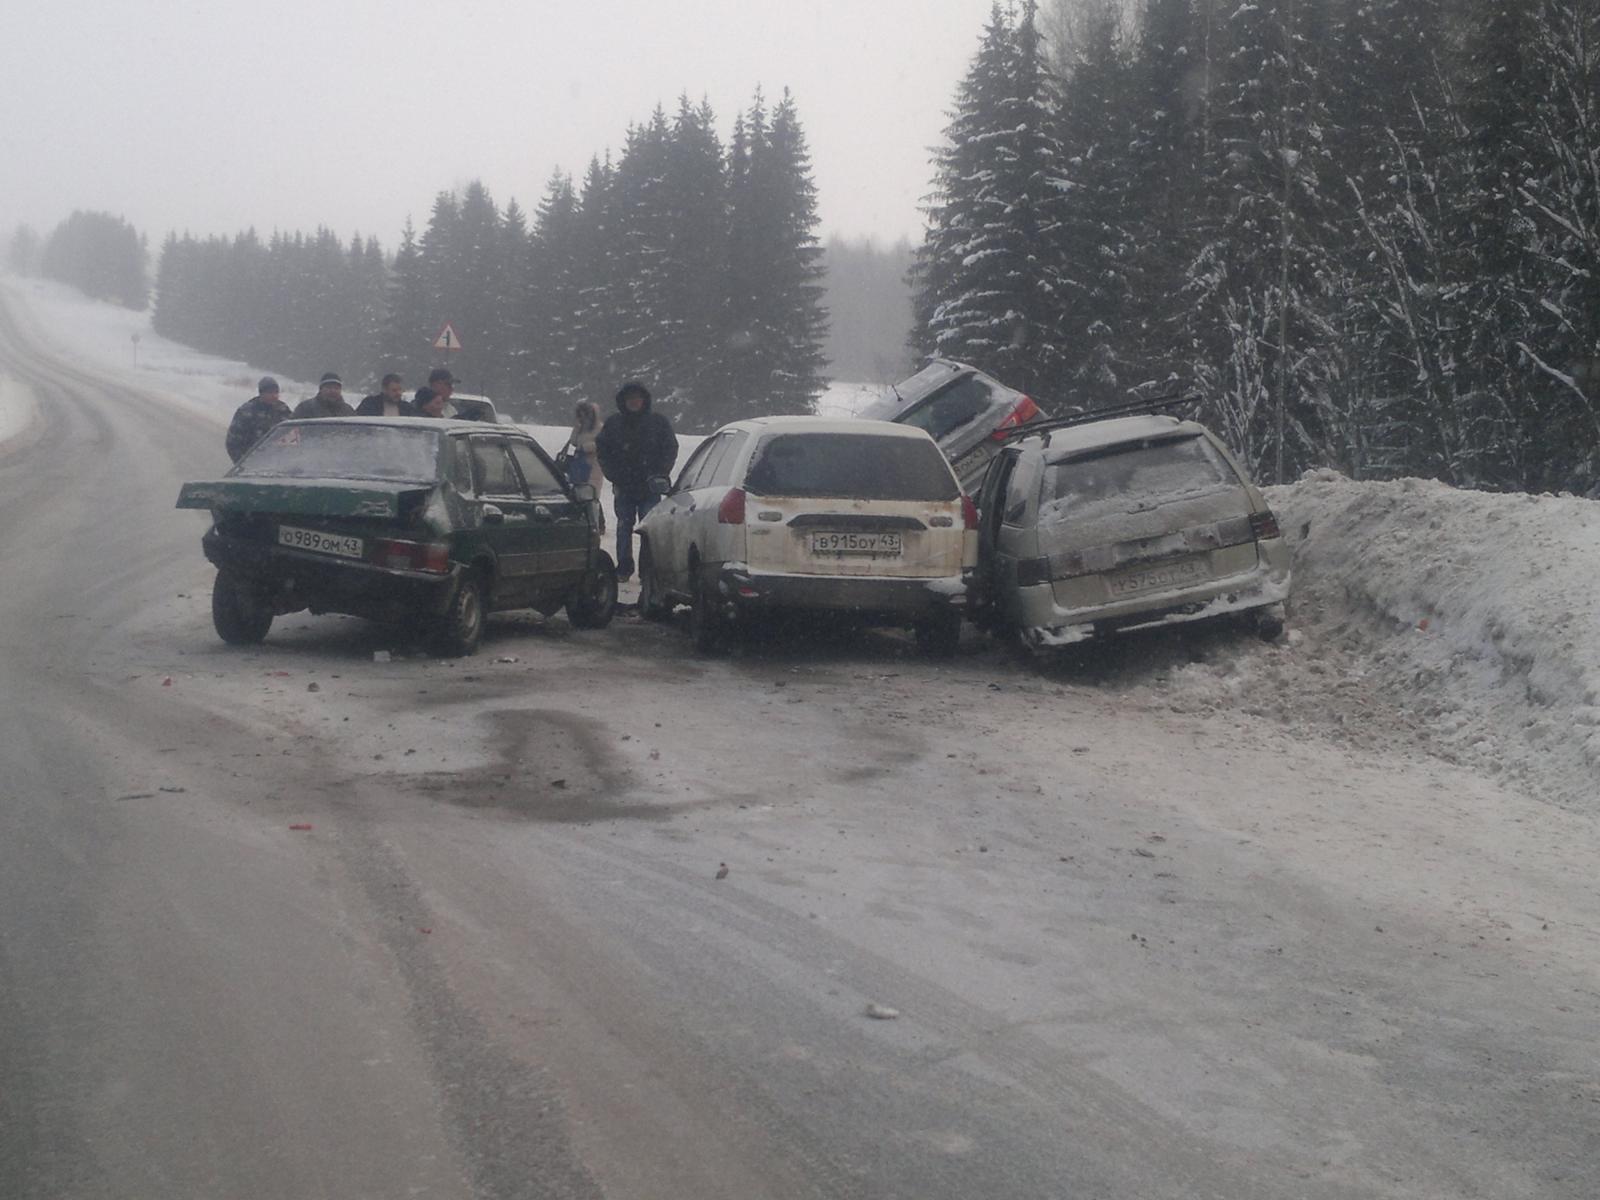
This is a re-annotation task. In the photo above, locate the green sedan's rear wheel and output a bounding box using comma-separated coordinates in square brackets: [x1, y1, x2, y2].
[567, 552, 619, 630]
[429, 575, 484, 657]
[211, 570, 273, 645]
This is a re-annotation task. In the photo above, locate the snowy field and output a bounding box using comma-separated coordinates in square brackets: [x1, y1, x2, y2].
[5, 275, 1597, 810]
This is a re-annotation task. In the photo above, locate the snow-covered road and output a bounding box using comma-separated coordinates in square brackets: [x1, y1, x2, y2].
[2, 279, 1596, 1199]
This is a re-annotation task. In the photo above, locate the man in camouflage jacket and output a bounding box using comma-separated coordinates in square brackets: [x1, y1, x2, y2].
[225, 377, 292, 462]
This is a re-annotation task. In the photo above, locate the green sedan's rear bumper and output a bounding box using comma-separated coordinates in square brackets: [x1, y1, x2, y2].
[202, 529, 459, 623]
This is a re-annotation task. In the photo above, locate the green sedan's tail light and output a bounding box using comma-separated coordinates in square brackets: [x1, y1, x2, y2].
[375, 538, 450, 573]
[1017, 556, 1052, 587]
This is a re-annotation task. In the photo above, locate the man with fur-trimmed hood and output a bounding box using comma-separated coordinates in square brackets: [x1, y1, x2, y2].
[595, 380, 677, 581]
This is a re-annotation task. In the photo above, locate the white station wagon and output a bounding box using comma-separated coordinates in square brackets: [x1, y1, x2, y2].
[636, 417, 978, 654]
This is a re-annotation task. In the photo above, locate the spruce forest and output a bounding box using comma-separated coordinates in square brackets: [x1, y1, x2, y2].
[118, 0, 1600, 493]
[149, 90, 828, 430]
[915, 0, 1600, 491]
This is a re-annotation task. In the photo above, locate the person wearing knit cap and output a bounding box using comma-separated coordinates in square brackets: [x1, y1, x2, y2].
[293, 372, 355, 419]
[225, 376, 292, 462]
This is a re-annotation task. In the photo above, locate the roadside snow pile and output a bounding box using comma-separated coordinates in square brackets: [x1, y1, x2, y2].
[1266, 473, 1600, 807]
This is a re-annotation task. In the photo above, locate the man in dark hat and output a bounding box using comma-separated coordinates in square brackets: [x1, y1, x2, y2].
[427, 367, 456, 412]
[294, 372, 355, 418]
[595, 380, 677, 580]
[356, 373, 415, 417]
[413, 386, 447, 418]
[225, 376, 292, 462]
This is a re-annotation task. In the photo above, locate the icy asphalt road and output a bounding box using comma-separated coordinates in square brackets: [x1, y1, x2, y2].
[1, 292, 1597, 1200]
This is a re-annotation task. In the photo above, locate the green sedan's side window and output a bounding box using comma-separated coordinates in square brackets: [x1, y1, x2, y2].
[447, 438, 473, 492]
[508, 441, 563, 496]
[471, 439, 525, 498]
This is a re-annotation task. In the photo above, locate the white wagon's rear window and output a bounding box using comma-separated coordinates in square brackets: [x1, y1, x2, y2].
[744, 433, 959, 501]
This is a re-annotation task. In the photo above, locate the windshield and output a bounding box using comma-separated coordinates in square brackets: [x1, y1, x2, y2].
[1040, 435, 1239, 520]
[233, 423, 442, 482]
[744, 432, 959, 501]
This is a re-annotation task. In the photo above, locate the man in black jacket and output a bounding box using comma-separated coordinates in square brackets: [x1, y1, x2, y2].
[595, 380, 677, 580]
[355, 373, 414, 417]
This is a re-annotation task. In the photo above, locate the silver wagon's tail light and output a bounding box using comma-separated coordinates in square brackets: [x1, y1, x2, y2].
[717, 487, 747, 525]
[1249, 509, 1282, 540]
[990, 395, 1041, 440]
[375, 538, 450, 573]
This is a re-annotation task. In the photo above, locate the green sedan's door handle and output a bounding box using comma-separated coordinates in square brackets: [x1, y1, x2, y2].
[532, 505, 554, 523]
[482, 504, 505, 525]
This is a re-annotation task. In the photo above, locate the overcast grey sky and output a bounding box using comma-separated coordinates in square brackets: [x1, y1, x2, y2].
[3, 0, 992, 251]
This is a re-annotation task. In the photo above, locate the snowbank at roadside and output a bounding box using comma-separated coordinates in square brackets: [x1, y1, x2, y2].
[0, 372, 40, 451]
[1268, 473, 1599, 806]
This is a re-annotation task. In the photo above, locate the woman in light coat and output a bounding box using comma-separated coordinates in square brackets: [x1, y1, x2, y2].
[565, 400, 606, 532]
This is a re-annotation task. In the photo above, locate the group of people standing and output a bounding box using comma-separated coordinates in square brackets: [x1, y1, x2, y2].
[222, 369, 679, 587]
[224, 367, 459, 462]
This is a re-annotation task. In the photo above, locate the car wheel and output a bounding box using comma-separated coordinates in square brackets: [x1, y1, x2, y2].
[914, 610, 962, 658]
[211, 570, 273, 645]
[690, 567, 726, 655]
[430, 575, 485, 657]
[637, 542, 670, 622]
[567, 551, 619, 630]
[1249, 604, 1286, 641]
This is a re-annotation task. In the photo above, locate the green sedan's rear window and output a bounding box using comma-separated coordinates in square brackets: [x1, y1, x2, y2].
[234, 424, 442, 483]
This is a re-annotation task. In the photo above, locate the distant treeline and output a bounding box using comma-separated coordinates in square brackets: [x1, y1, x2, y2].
[8, 212, 148, 310]
[148, 90, 831, 428]
[916, 0, 1600, 493]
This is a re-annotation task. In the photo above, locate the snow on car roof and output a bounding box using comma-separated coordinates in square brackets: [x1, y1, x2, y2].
[725, 415, 933, 438]
[1029, 414, 1206, 458]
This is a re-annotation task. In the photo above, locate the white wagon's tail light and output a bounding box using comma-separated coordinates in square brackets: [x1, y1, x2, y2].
[1249, 509, 1282, 540]
[717, 487, 747, 525]
[961, 494, 979, 530]
[375, 538, 451, 573]
[990, 395, 1041, 440]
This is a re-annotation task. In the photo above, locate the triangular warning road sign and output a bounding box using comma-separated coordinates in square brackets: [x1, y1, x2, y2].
[432, 322, 463, 351]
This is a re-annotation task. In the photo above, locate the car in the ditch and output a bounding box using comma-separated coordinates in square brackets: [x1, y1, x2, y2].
[635, 416, 977, 655]
[176, 417, 617, 655]
[855, 358, 1046, 491]
[969, 407, 1290, 649]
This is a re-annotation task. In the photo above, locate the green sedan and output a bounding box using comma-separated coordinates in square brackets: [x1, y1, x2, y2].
[177, 418, 617, 655]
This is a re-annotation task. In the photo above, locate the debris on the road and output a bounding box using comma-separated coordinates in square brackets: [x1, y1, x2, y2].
[306, 682, 320, 692]
[267, 670, 291, 677]
[419, 927, 432, 935]
[864, 1003, 900, 1020]
[373, 650, 391, 663]
[114, 792, 156, 801]
[288, 823, 313, 831]
[496, 656, 519, 664]
[161, 676, 173, 687]
[158, 786, 186, 794]
[551, 778, 567, 789]
[1132, 847, 1157, 858]
[715, 862, 730, 879]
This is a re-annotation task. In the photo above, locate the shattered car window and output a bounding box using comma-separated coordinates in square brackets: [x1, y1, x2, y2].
[1040, 435, 1239, 521]
[743, 433, 959, 501]
[234, 424, 442, 483]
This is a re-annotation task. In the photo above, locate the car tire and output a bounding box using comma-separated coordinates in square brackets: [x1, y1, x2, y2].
[1250, 604, 1286, 641]
[690, 567, 727, 655]
[567, 551, 619, 630]
[212, 570, 272, 645]
[430, 575, 485, 657]
[914, 610, 962, 658]
[637, 542, 670, 622]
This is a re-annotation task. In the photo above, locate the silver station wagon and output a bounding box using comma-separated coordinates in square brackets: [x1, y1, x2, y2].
[970, 410, 1291, 648]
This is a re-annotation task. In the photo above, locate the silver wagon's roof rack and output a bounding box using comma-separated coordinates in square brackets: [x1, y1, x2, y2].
[997, 393, 1202, 444]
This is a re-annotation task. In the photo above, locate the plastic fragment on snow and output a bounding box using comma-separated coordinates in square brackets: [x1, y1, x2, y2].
[288, 823, 313, 831]
[161, 676, 173, 687]
[865, 1003, 900, 1020]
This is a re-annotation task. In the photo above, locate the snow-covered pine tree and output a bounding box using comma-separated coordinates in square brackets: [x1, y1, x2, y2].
[523, 170, 584, 417]
[380, 220, 430, 379]
[609, 113, 675, 403]
[571, 155, 628, 406]
[913, 3, 1070, 400]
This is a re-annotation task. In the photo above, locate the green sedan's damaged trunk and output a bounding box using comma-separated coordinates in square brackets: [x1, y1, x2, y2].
[176, 477, 435, 521]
